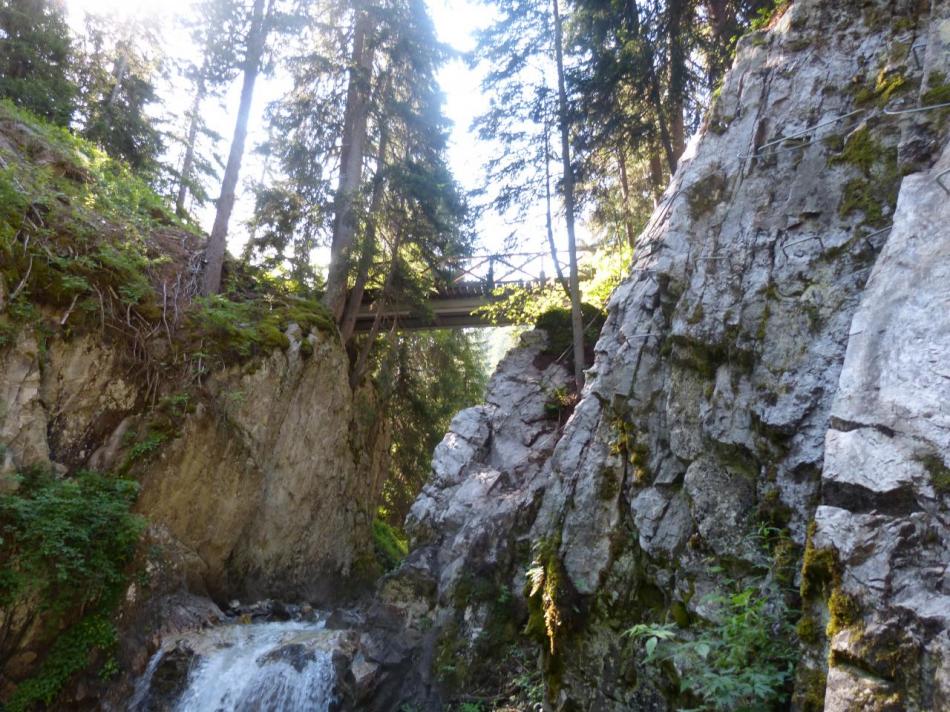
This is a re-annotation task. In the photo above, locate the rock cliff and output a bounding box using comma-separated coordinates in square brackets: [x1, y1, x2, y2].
[0, 319, 387, 697]
[380, 1, 950, 710]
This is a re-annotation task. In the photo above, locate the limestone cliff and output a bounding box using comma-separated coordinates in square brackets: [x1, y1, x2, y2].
[0, 318, 390, 697]
[382, 1, 950, 710]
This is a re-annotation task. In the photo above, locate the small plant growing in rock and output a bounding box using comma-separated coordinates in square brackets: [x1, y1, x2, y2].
[626, 583, 797, 711]
[543, 385, 576, 420]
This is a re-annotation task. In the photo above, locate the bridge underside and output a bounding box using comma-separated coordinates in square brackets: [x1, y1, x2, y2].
[353, 292, 518, 332]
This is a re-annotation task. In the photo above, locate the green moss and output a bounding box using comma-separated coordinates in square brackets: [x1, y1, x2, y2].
[670, 600, 691, 628]
[796, 614, 821, 645]
[893, 17, 916, 33]
[185, 293, 334, 368]
[686, 302, 704, 325]
[756, 489, 793, 531]
[667, 332, 756, 381]
[524, 536, 579, 656]
[687, 173, 728, 219]
[801, 524, 861, 638]
[792, 666, 827, 712]
[598, 467, 621, 500]
[609, 416, 651, 483]
[831, 127, 878, 173]
[786, 37, 812, 52]
[372, 518, 408, 571]
[827, 589, 861, 635]
[853, 69, 910, 108]
[830, 127, 900, 229]
[916, 453, 950, 493]
[436, 574, 524, 696]
[800, 542, 837, 600]
[434, 620, 469, 690]
[921, 71, 950, 105]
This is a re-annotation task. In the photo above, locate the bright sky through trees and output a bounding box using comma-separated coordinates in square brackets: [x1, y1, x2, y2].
[63, 0, 575, 263]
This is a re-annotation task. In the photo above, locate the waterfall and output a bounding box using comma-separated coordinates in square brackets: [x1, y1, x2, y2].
[130, 620, 339, 711]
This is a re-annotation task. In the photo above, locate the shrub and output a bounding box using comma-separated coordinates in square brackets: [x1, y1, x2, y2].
[626, 584, 798, 711]
[0, 469, 145, 614]
[0, 468, 144, 708]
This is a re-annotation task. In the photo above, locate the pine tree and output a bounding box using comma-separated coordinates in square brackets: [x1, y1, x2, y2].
[0, 0, 75, 125]
[74, 14, 165, 173]
[200, 0, 272, 296]
[250, 0, 472, 348]
[473, 0, 588, 388]
[171, 0, 244, 216]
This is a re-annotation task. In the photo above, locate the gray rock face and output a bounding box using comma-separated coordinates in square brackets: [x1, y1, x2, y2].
[390, 1, 950, 710]
[382, 330, 571, 702]
[813, 138, 950, 711]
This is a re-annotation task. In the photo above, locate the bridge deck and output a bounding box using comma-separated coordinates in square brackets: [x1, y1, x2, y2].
[353, 287, 522, 331]
[350, 247, 594, 332]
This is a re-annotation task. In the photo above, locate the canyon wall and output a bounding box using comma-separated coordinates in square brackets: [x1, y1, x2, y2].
[381, 1, 950, 709]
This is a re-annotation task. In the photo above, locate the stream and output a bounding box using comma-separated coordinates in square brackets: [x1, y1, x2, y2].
[129, 619, 340, 711]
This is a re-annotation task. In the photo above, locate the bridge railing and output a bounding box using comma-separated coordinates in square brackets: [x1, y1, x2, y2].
[432, 247, 596, 294]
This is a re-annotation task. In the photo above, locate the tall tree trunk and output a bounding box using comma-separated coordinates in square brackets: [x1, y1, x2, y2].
[552, 0, 586, 391]
[648, 143, 665, 206]
[340, 123, 390, 345]
[200, 0, 268, 296]
[350, 231, 403, 388]
[176, 76, 206, 217]
[107, 48, 128, 108]
[648, 74, 677, 174]
[324, 7, 376, 321]
[543, 118, 570, 298]
[616, 148, 637, 249]
[668, 0, 687, 161]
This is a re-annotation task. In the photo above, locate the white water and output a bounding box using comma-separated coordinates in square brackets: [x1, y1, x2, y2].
[130, 620, 338, 711]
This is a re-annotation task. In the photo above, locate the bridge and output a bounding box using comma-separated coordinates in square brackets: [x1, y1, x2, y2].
[352, 248, 594, 331]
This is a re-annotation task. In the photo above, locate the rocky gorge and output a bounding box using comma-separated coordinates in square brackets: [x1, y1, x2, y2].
[352, 0, 950, 708]
[1, 0, 949, 710]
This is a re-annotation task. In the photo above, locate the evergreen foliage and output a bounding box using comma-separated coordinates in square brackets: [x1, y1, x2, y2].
[373, 330, 488, 524]
[0, 0, 76, 126]
[73, 14, 166, 174]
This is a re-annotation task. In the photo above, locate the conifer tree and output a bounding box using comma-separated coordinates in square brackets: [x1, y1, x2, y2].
[171, 0, 244, 216]
[250, 0, 471, 344]
[0, 0, 75, 126]
[201, 0, 272, 296]
[74, 14, 165, 174]
[473, 0, 587, 388]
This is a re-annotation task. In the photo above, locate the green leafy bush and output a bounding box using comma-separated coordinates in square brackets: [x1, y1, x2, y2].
[4, 613, 117, 712]
[0, 469, 144, 708]
[749, 0, 790, 32]
[0, 469, 145, 613]
[627, 584, 798, 711]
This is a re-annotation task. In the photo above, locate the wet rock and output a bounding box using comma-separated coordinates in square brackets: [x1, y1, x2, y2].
[137, 643, 196, 712]
[258, 642, 316, 672]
